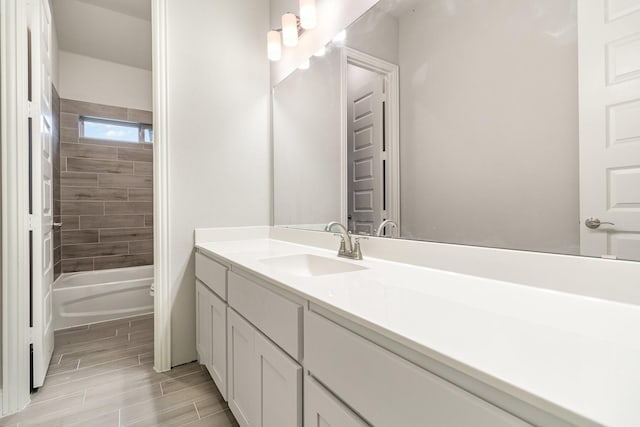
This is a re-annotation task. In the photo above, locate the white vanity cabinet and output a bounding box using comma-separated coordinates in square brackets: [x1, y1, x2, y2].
[305, 311, 530, 427]
[304, 375, 368, 427]
[195, 252, 228, 400]
[227, 307, 302, 427]
[195, 244, 534, 427]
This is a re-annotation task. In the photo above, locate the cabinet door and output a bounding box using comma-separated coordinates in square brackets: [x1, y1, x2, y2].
[255, 331, 302, 427]
[227, 308, 256, 427]
[195, 281, 211, 368]
[208, 290, 228, 401]
[304, 375, 368, 427]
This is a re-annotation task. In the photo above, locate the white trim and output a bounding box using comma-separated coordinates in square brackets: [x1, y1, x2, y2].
[1, 0, 32, 416]
[152, 0, 171, 372]
[340, 47, 401, 232]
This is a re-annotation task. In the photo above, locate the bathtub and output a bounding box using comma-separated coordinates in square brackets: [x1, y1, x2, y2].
[53, 265, 154, 331]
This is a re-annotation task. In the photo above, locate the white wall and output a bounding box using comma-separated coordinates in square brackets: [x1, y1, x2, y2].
[273, 48, 342, 227]
[58, 50, 152, 111]
[167, 0, 271, 365]
[398, 0, 580, 255]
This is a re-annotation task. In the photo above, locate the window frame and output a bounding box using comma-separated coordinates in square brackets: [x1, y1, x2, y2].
[79, 116, 153, 144]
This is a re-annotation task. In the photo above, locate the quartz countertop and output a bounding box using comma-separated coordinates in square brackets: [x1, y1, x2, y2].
[196, 237, 640, 426]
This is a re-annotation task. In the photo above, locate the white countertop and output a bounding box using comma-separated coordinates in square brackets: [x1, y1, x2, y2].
[196, 237, 640, 426]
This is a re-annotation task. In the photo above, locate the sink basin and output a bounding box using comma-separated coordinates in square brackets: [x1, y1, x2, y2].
[259, 254, 367, 277]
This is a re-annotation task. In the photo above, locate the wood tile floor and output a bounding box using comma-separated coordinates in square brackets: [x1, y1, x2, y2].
[0, 314, 237, 427]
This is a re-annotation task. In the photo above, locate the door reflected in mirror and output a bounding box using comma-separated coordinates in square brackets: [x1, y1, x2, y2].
[272, 0, 640, 262]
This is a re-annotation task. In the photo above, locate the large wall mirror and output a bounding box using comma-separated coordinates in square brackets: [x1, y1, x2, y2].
[273, 0, 640, 262]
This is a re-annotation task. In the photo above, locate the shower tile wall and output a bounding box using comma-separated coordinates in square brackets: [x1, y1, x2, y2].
[53, 86, 62, 280]
[59, 99, 153, 273]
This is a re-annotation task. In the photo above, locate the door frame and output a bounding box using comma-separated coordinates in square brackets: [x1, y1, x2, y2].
[1, 0, 32, 416]
[151, 0, 172, 374]
[340, 47, 400, 232]
[0, 0, 173, 415]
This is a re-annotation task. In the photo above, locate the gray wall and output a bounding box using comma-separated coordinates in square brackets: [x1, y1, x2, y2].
[398, 0, 580, 255]
[59, 99, 154, 272]
[274, 48, 342, 227]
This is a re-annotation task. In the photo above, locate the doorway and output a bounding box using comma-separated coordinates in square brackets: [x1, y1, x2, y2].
[341, 48, 400, 236]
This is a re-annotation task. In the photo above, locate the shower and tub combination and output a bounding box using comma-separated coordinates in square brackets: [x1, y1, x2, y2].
[52, 99, 155, 331]
[53, 265, 154, 330]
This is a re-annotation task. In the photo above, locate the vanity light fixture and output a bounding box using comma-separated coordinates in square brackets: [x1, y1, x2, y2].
[266, 0, 318, 62]
[282, 13, 299, 47]
[299, 0, 317, 30]
[267, 30, 282, 61]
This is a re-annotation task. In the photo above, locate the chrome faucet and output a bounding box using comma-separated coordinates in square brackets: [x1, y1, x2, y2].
[325, 221, 365, 260]
[375, 219, 398, 237]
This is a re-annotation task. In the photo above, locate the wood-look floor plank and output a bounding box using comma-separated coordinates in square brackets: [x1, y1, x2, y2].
[44, 355, 141, 387]
[120, 382, 219, 425]
[67, 410, 120, 427]
[183, 409, 240, 427]
[125, 402, 200, 427]
[0, 314, 232, 427]
[194, 395, 228, 419]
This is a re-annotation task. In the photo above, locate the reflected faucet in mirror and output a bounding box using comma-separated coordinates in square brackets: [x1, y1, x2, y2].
[325, 221, 365, 260]
[376, 220, 398, 238]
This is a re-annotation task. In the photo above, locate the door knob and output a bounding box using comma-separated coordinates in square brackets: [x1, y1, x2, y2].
[585, 217, 614, 229]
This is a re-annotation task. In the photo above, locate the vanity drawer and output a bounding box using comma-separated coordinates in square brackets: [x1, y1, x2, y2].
[304, 311, 530, 427]
[195, 251, 227, 300]
[228, 272, 302, 361]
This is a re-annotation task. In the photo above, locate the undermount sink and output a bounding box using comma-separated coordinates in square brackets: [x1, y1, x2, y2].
[259, 254, 367, 277]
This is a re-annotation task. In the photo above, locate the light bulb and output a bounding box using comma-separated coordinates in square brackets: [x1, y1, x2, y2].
[282, 13, 298, 47]
[300, 0, 316, 30]
[314, 46, 326, 57]
[267, 30, 282, 61]
[333, 30, 346, 43]
[298, 59, 310, 70]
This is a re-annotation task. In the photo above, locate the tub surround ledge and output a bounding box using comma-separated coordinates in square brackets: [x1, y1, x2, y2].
[195, 225, 640, 427]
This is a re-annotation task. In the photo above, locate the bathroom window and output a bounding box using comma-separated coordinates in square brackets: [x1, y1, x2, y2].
[80, 117, 153, 143]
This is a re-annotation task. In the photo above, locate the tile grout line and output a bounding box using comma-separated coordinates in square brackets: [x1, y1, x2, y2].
[193, 402, 201, 420]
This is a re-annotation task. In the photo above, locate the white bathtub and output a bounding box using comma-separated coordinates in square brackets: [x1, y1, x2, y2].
[53, 265, 154, 331]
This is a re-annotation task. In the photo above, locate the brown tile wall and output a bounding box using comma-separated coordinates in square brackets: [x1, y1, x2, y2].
[53, 86, 62, 280]
[60, 99, 154, 273]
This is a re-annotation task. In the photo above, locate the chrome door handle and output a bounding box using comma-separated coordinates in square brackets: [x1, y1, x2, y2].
[585, 217, 614, 229]
[52, 222, 63, 228]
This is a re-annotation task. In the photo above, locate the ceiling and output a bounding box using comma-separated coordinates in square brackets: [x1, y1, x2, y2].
[52, 0, 152, 70]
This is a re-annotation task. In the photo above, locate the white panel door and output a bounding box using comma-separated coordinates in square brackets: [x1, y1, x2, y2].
[579, 0, 640, 261]
[347, 64, 385, 236]
[227, 308, 256, 427]
[255, 331, 302, 427]
[29, 0, 54, 388]
[304, 375, 368, 427]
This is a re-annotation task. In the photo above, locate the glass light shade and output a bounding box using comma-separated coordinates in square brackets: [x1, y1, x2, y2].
[267, 30, 282, 61]
[299, 0, 317, 30]
[298, 59, 310, 70]
[282, 13, 298, 47]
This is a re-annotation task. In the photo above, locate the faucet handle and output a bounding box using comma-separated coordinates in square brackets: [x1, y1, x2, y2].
[352, 237, 367, 260]
[332, 234, 346, 254]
